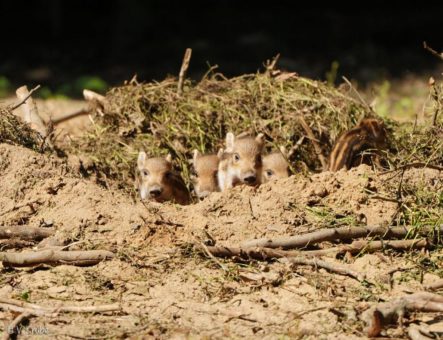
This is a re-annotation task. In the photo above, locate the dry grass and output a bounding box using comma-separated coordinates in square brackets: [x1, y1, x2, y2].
[0, 106, 41, 150]
[70, 71, 374, 190]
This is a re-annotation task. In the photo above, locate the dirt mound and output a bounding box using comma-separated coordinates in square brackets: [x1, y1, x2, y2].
[1, 143, 442, 338]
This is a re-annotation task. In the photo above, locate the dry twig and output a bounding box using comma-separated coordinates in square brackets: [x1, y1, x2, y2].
[200, 245, 365, 282]
[0, 297, 120, 316]
[302, 239, 429, 256]
[177, 48, 192, 96]
[241, 225, 441, 249]
[0, 249, 114, 267]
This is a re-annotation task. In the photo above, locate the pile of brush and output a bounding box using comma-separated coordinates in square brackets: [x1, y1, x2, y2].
[70, 66, 378, 191]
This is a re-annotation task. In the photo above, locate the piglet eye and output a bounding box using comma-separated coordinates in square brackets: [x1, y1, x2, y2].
[266, 170, 273, 177]
[234, 153, 240, 162]
[142, 170, 149, 176]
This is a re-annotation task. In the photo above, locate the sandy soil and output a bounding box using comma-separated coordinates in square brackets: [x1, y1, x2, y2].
[1, 140, 442, 339]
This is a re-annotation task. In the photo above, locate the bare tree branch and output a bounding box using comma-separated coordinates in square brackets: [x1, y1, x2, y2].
[0, 249, 114, 267]
[241, 225, 442, 249]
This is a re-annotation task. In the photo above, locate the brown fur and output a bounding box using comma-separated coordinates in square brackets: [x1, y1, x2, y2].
[137, 152, 191, 205]
[191, 150, 221, 199]
[262, 147, 290, 183]
[218, 132, 264, 191]
[328, 119, 387, 172]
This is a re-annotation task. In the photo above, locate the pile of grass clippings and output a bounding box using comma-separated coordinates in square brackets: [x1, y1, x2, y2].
[71, 71, 373, 190]
[67, 66, 443, 193]
[0, 105, 41, 150]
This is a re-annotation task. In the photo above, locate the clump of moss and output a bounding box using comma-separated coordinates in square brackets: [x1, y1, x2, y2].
[0, 106, 41, 150]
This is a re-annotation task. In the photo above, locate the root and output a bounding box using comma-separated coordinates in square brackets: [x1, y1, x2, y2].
[0, 297, 120, 316]
[241, 225, 441, 249]
[200, 245, 365, 282]
[0, 249, 114, 267]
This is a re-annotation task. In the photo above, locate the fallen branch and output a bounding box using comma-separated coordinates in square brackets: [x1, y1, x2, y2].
[298, 114, 328, 170]
[15, 85, 47, 137]
[302, 239, 430, 256]
[0, 226, 54, 241]
[361, 292, 443, 337]
[9, 85, 41, 111]
[424, 279, 443, 291]
[51, 108, 90, 125]
[1, 312, 31, 340]
[177, 48, 192, 96]
[201, 245, 365, 282]
[241, 225, 443, 249]
[286, 256, 365, 282]
[0, 249, 114, 267]
[0, 297, 120, 316]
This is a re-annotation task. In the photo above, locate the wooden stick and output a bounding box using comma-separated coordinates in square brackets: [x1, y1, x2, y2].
[361, 292, 443, 337]
[241, 225, 443, 249]
[0, 297, 120, 316]
[1, 312, 31, 340]
[201, 245, 365, 282]
[177, 48, 192, 96]
[51, 108, 90, 125]
[0, 249, 114, 267]
[0, 226, 54, 241]
[303, 239, 430, 256]
[9, 85, 41, 111]
[83, 89, 106, 105]
[15, 85, 47, 137]
[286, 256, 365, 282]
[298, 114, 328, 170]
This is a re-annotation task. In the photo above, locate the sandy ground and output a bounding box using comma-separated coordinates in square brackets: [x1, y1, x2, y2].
[1, 138, 442, 339]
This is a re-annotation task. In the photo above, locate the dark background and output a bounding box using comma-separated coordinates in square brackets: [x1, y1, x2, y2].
[1, 1, 442, 93]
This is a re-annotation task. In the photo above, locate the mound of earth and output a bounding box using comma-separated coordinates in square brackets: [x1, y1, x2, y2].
[1, 143, 442, 338]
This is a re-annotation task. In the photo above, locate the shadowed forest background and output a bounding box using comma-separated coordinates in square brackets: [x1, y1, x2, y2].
[0, 1, 442, 97]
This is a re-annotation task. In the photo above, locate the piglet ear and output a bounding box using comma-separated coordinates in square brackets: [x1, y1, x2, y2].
[225, 132, 235, 151]
[137, 151, 146, 170]
[165, 153, 173, 164]
[255, 133, 265, 146]
[279, 145, 288, 157]
[216, 148, 224, 159]
[192, 149, 200, 164]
